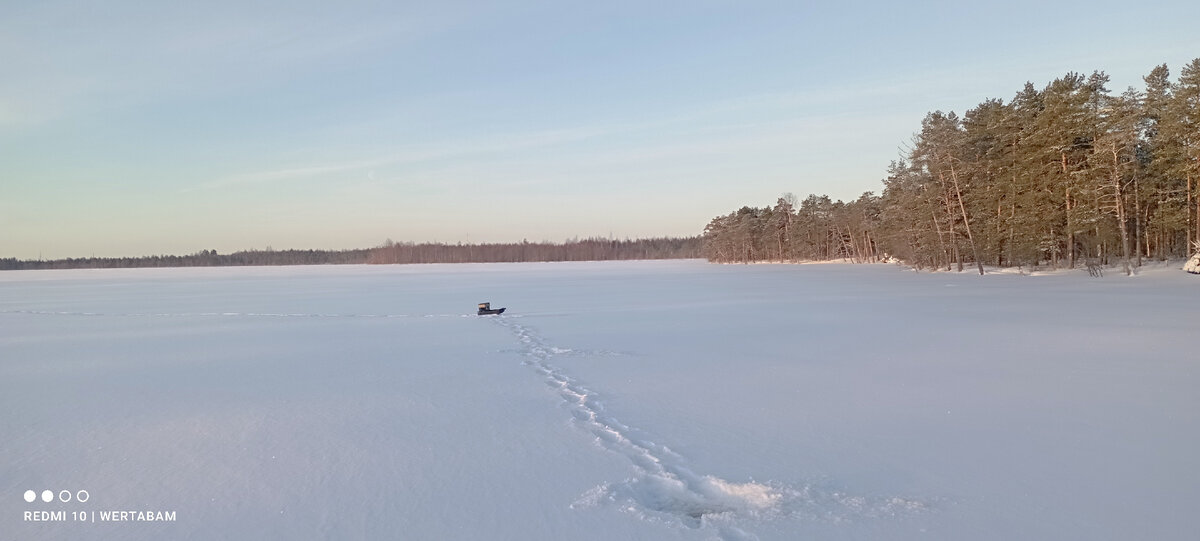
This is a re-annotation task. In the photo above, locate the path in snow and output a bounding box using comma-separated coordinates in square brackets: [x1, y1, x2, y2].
[492, 317, 928, 540]
[3, 306, 928, 539]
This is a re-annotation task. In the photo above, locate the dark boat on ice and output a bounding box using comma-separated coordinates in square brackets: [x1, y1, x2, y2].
[477, 302, 506, 315]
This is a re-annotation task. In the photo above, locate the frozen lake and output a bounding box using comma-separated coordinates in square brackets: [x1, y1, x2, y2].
[3, 260, 1198, 540]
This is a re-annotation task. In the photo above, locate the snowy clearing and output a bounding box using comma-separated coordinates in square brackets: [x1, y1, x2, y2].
[3, 260, 1198, 540]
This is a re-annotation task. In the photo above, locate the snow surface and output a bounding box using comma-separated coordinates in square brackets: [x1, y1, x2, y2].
[3, 260, 1198, 540]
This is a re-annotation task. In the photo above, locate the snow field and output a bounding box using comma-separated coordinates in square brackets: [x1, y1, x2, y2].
[3, 260, 1198, 540]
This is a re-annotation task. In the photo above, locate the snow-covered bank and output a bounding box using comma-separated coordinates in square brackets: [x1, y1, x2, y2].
[3, 261, 1197, 540]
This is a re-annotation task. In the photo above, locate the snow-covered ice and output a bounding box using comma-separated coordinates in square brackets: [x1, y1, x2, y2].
[2, 260, 1198, 540]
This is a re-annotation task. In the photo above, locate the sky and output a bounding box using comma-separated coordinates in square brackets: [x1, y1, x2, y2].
[2, 0, 1198, 259]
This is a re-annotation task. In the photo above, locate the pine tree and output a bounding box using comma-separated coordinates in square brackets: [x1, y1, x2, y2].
[1091, 87, 1144, 274]
[1172, 59, 1200, 254]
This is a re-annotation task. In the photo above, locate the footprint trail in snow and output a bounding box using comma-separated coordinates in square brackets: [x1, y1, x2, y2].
[492, 317, 928, 540]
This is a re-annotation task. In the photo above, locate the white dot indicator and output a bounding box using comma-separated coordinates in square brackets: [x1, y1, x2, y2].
[41, 490, 54, 503]
[24, 490, 36, 503]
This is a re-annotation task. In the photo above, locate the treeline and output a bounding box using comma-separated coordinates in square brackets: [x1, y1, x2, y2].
[704, 60, 1200, 274]
[2, 237, 702, 270]
[0, 248, 372, 270]
[366, 237, 701, 264]
[703, 194, 884, 265]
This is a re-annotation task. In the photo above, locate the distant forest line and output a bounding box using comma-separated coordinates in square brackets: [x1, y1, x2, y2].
[704, 60, 1200, 274]
[0, 237, 701, 270]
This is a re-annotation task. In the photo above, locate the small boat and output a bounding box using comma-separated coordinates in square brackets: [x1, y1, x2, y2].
[477, 302, 506, 315]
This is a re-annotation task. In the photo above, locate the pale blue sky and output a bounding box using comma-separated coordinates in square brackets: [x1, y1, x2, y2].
[2, 0, 1197, 259]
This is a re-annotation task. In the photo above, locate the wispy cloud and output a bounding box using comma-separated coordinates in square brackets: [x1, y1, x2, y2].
[188, 160, 389, 191]
[185, 81, 920, 197]
[185, 124, 623, 192]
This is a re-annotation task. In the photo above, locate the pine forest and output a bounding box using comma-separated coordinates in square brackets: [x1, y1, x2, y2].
[702, 60, 1200, 274]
